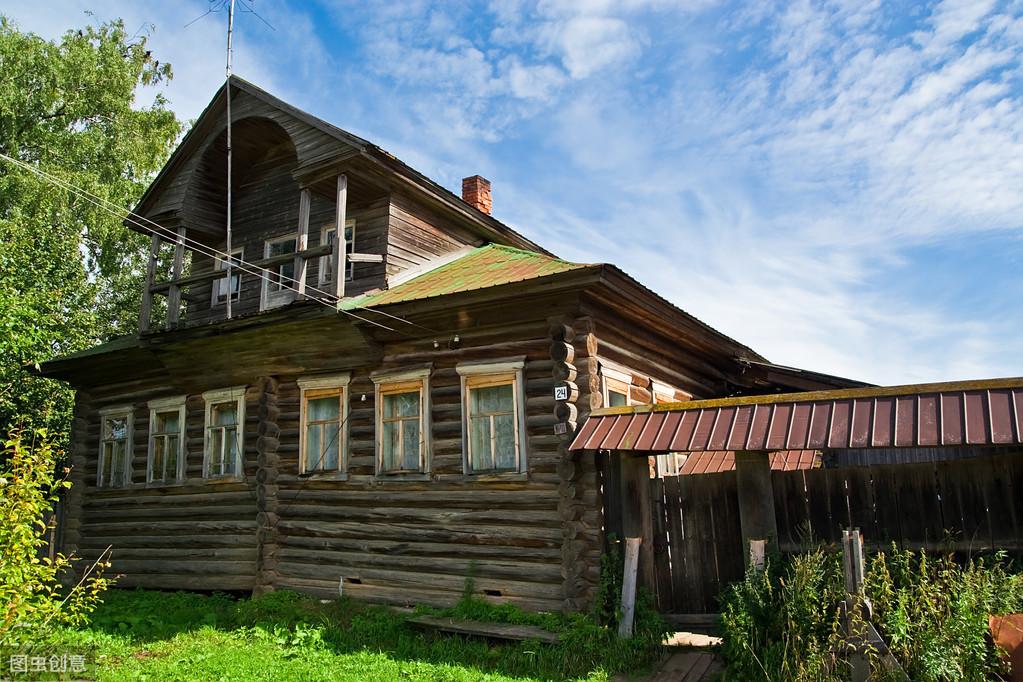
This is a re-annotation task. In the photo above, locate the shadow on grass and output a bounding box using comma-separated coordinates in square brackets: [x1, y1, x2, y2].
[81, 588, 663, 681]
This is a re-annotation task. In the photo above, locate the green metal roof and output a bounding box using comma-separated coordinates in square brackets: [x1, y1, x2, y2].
[341, 244, 592, 310]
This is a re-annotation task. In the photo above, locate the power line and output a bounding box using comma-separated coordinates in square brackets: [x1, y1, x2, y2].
[0, 151, 399, 331]
[1, 152, 450, 336]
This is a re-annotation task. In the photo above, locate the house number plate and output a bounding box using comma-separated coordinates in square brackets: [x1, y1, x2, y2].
[553, 385, 569, 401]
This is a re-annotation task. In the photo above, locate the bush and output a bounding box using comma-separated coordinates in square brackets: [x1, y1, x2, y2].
[719, 544, 1023, 681]
[0, 429, 111, 646]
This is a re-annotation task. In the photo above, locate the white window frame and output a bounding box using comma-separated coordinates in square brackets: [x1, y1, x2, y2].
[97, 405, 133, 489]
[601, 363, 634, 408]
[211, 247, 243, 307]
[147, 395, 187, 484]
[318, 219, 357, 285]
[457, 358, 528, 476]
[372, 367, 431, 477]
[202, 386, 247, 480]
[260, 233, 299, 311]
[298, 373, 351, 477]
[651, 380, 692, 405]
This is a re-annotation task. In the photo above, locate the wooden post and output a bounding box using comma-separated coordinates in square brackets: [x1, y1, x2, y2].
[619, 452, 656, 602]
[735, 450, 778, 563]
[332, 174, 348, 300]
[295, 188, 310, 297]
[166, 226, 186, 327]
[618, 537, 641, 638]
[139, 233, 160, 332]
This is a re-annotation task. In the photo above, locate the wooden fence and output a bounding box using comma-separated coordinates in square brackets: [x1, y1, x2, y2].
[650, 451, 1023, 614]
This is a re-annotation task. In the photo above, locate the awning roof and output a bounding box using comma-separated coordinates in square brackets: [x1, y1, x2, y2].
[570, 378, 1023, 452]
[675, 450, 820, 475]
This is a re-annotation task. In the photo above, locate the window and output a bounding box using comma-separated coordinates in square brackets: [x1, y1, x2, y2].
[651, 380, 692, 405]
[318, 219, 356, 284]
[261, 234, 298, 310]
[457, 359, 527, 475]
[147, 396, 186, 484]
[373, 368, 431, 475]
[298, 374, 351, 475]
[203, 387, 246, 479]
[98, 407, 133, 488]
[601, 363, 634, 408]
[212, 248, 243, 306]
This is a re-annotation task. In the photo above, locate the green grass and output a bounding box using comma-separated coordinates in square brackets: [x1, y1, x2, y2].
[23, 589, 665, 681]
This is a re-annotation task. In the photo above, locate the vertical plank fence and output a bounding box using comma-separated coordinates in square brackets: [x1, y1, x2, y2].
[652, 452, 1023, 615]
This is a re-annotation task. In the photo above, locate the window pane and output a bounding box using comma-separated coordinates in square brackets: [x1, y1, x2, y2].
[269, 238, 297, 257]
[166, 436, 178, 479]
[111, 441, 125, 487]
[213, 402, 237, 426]
[382, 421, 399, 470]
[101, 443, 113, 485]
[306, 423, 323, 470]
[156, 410, 179, 434]
[308, 396, 339, 422]
[322, 424, 340, 470]
[153, 438, 165, 479]
[471, 383, 513, 415]
[402, 418, 420, 471]
[494, 414, 517, 470]
[209, 429, 223, 476]
[608, 390, 628, 407]
[225, 427, 238, 475]
[384, 391, 419, 419]
[469, 416, 492, 471]
[105, 417, 127, 441]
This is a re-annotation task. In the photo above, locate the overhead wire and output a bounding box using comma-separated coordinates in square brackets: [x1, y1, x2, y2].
[0, 151, 419, 332]
[0, 151, 447, 336]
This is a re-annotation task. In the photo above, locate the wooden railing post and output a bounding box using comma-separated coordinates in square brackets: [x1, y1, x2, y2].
[295, 188, 310, 297]
[139, 233, 160, 333]
[166, 226, 186, 328]
[332, 174, 347, 300]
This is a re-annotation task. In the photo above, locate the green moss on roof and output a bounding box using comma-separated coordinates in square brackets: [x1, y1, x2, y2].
[341, 244, 592, 310]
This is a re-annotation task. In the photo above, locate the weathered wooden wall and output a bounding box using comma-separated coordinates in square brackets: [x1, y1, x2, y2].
[651, 449, 1023, 614]
[385, 193, 479, 279]
[73, 383, 261, 592]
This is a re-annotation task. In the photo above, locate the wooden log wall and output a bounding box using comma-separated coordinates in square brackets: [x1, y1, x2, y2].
[271, 326, 573, 612]
[72, 383, 260, 592]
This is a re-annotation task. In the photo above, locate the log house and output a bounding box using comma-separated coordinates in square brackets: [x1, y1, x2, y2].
[38, 78, 860, 612]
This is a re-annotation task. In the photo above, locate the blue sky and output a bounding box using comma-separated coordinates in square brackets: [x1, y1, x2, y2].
[5, 0, 1022, 385]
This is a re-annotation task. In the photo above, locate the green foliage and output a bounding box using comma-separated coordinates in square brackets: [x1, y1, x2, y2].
[719, 547, 847, 681]
[44, 585, 666, 681]
[720, 544, 1023, 681]
[0, 15, 181, 437]
[590, 533, 624, 630]
[0, 429, 111, 646]
[864, 546, 1023, 681]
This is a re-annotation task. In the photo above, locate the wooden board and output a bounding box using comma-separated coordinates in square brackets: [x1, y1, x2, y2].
[405, 615, 560, 644]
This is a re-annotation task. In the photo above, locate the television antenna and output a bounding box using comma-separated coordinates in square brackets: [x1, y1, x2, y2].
[185, 0, 275, 318]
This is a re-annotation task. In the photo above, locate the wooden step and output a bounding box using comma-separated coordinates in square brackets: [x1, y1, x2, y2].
[406, 614, 561, 644]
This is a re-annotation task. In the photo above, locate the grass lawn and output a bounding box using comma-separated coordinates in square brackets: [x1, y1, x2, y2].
[23, 589, 666, 681]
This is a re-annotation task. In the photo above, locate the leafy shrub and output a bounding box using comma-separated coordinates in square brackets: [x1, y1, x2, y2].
[865, 547, 1023, 681]
[719, 547, 847, 681]
[720, 543, 1023, 681]
[0, 429, 110, 646]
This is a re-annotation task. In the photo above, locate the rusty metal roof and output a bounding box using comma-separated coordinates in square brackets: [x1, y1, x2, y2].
[676, 450, 820, 475]
[571, 378, 1023, 452]
[341, 244, 591, 310]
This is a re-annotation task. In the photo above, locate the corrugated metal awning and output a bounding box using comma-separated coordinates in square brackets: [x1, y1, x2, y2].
[674, 450, 820, 475]
[570, 378, 1023, 452]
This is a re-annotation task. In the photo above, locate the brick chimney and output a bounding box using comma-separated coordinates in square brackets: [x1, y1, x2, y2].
[461, 175, 492, 215]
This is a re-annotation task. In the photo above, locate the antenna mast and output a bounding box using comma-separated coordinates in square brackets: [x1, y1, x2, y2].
[225, 0, 236, 319]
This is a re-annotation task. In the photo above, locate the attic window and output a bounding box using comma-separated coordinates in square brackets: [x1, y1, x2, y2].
[319, 220, 356, 284]
[261, 234, 298, 310]
[212, 248, 243, 306]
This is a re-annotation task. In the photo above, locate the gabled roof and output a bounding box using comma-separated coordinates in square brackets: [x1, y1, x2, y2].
[341, 244, 592, 310]
[133, 76, 549, 254]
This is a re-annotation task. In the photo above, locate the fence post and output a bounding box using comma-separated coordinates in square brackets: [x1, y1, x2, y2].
[735, 450, 778, 564]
